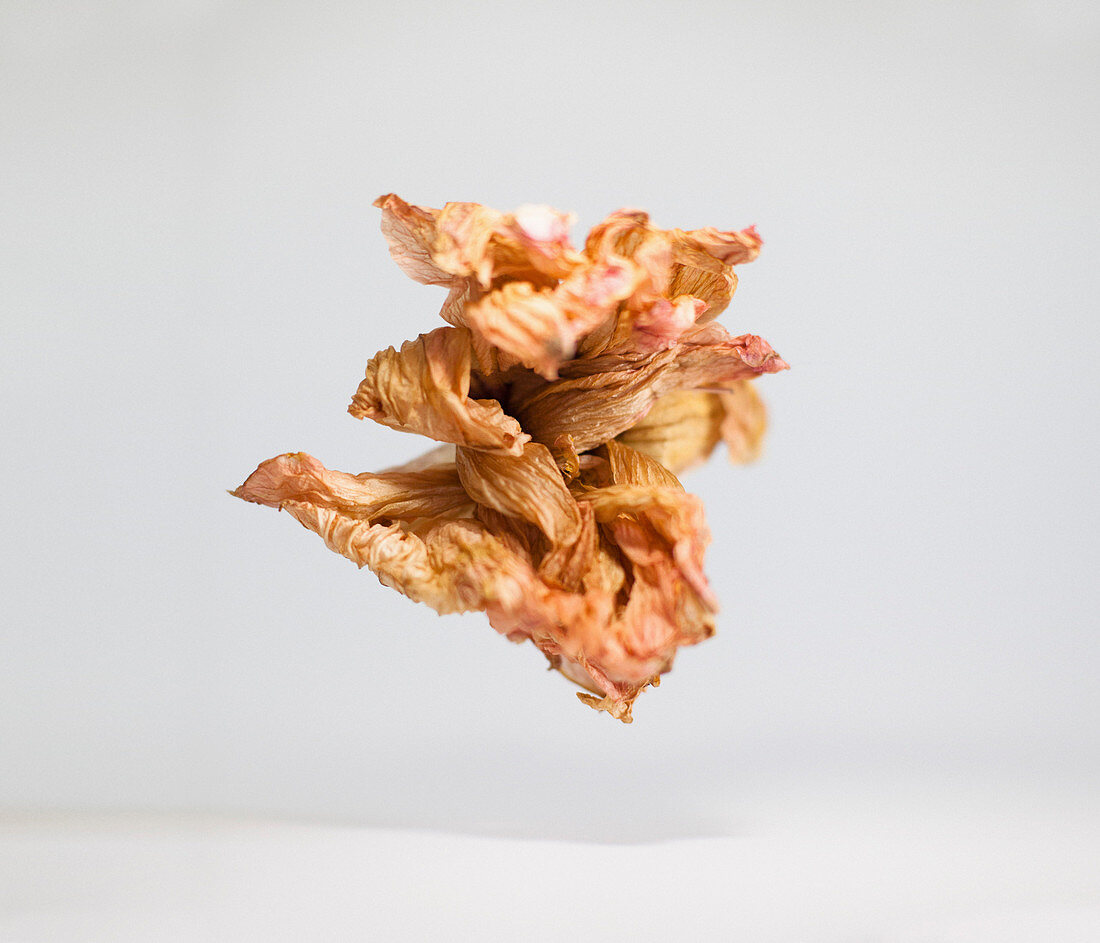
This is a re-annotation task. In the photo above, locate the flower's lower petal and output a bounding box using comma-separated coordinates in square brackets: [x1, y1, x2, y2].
[348, 326, 529, 455]
[456, 441, 582, 546]
[234, 452, 714, 723]
[286, 504, 535, 615]
[577, 484, 717, 614]
[599, 439, 684, 490]
[537, 500, 599, 591]
[232, 451, 474, 523]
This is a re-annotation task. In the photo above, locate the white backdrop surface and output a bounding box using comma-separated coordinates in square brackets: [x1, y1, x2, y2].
[1, 1, 1098, 939]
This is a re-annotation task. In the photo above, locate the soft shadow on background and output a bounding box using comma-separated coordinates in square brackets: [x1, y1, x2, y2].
[1, 0, 1097, 871]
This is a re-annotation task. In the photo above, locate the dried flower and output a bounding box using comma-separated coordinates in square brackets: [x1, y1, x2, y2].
[233, 195, 786, 722]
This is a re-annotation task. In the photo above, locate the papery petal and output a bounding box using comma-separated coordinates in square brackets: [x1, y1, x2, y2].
[667, 267, 738, 323]
[600, 438, 684, 490]
[671, 224, 762, 268]
[510, 330, 787, 451]
[537, 500, 600, 592]
[373, 193, 451, 286]
[631, 295, 709, 352]
[583, 209, 672, 294]
[455, 442, 583, 546]
[485, 479, 717, 722]
[288, 505, 536, 616]
[464, 260, 639, 378]
[717, 380, 769, 464]
[665, 226, 759, 323]
[437, 277, 483, 328]
[577, 484, 717, 614]
[615, 390, 723, 473]
[376, 193, 584, 295]
[430, 201, 505, 285]
[616, 380, 768, 472]
[232, 451, 473, 522]
[550, 432, 581, 481]
[348, 326, 529, 455]
[580, 211, 761, 350]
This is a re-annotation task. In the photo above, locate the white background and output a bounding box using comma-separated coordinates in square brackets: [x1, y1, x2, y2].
[2, 1, 1098, 939]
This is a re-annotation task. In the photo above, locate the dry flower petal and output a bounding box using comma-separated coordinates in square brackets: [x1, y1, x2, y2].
[510, 330, 787, 451]
[600, 439, 684, 490]
[233, 451, 473, 522]
[717, 380, 769, 464]
[463, 260, 639, 378]
[373, 193, 451, 286]
[616, 380, 768, 472]
[615, 390, 724, 473]
[455, 442, 582, 546]
[348, 326, 529, 455]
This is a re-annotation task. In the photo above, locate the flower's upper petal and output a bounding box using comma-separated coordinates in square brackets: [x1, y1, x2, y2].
[376, 194, 584, 302]
[373, 193, 452, 286]
[463, 260, 638, 378]
[348, 326, 529, 455]
[671, 224, 762, 268]
[578, 211, 764, 352]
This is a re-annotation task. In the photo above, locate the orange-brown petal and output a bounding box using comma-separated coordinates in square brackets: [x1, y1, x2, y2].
[348, 326, 529, 455]
[455, 441, 582, 546]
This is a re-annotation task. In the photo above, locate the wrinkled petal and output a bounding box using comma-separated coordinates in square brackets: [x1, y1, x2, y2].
[577, 483, 717, 614]
[348, 326, 529, 455]
[671, 224, 762, 268]
[537, 500, 600, 592]
[373, 193, 451, 286]
[464, 260, 638, 377]
[485, 478, 718, 722]
[665, 226, 758, 323]
[599, 438, 684, 490]
[615, 390, 723, 473]
[376, 193, 584, 295]
[616, 380, 768, 472]
[630, 295, 709, 352]
[455, 441, 582, 546]
[288, 507, 535, 616]
[233, 451, 474, 522]
[717, 380, 768, 464]
[510, 329, 787, 451]
[579, 211, 761, 351]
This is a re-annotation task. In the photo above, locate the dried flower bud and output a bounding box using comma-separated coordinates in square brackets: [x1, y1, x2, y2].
[234, 195, 786, 721]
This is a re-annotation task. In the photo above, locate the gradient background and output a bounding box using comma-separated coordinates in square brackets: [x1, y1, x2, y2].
[2, 1, 1098, 939]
